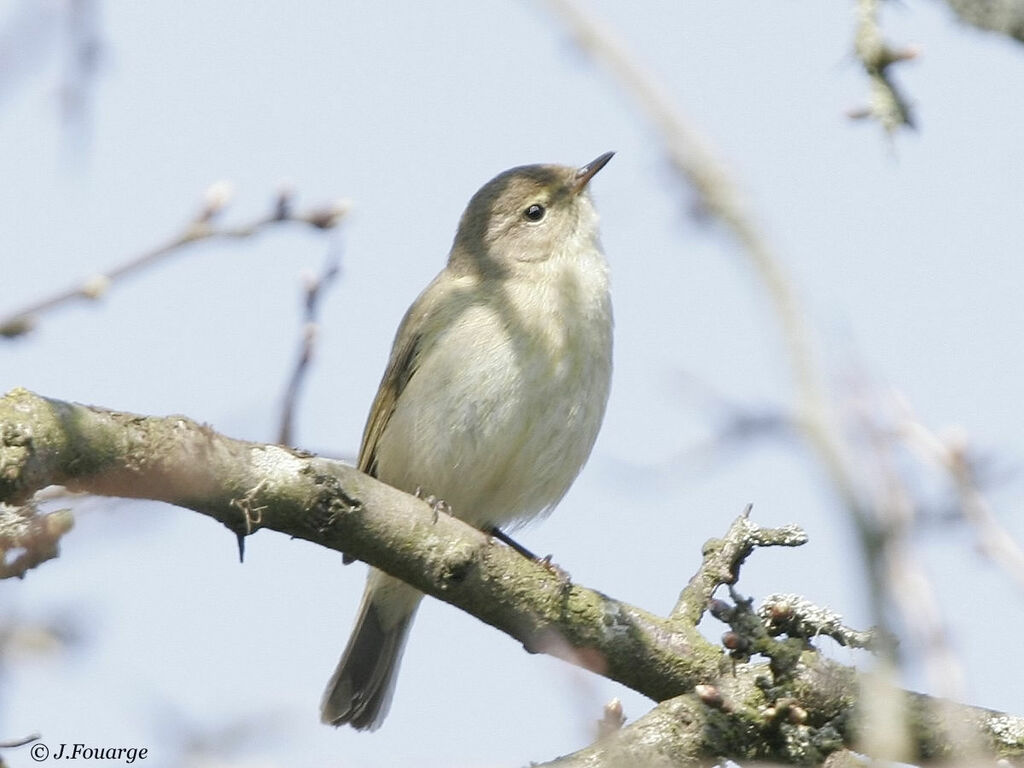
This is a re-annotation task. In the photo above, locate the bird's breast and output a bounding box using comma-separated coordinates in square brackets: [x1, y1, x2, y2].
[374, 257, 612, 528]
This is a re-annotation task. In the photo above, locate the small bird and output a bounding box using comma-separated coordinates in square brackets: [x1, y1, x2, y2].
[321, 153, 615, 730]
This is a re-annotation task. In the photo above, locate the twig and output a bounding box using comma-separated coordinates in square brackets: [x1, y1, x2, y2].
[60, 0, 102, 145]
[0, 503, 74, 579]
[672, 505, 808, 625]
[594, 698, 626, 740]
[0, 183, 349, 339]
[757, 593, 882, 651]
[901, 420, 1024, 593]
[851, 0, 918, 133]
[0, 733, 41, 749]
[849, 384, 967, 700]
[277, 224, 346, 446]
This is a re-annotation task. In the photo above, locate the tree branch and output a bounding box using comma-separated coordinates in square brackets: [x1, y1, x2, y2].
[537, 659, 1024, 767]
[277, 242, 344, 447]
[2, 388, 1022, 765]
[0, 388, 720, 703]
[0, 184, 350, 339]
[672, 504, 808, 626]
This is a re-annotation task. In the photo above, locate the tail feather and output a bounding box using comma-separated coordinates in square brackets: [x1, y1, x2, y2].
[321, 573, 420, 730]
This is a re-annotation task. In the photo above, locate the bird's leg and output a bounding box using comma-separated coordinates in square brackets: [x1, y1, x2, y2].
[490, 528, 571, 584]
[489, 527, 540, 561]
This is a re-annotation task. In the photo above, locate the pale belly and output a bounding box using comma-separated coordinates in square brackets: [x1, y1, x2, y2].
[372, 300, 611, 529]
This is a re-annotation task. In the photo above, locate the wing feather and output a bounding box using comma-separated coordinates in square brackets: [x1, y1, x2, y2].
[356, 271, 476, 479]
[357, 328, 421, 477]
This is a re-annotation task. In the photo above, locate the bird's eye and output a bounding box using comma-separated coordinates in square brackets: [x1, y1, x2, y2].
[523, 203, 546, 222]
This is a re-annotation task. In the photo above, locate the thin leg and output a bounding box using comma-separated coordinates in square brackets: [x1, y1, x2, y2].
[489, 526, 540, 561]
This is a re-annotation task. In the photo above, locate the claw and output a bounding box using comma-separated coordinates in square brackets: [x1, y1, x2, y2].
[540, 555, 571, 583]
[415, 490, 452, 524]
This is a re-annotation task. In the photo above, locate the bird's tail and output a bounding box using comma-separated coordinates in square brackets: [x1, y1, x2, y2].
[320, 570, 422, 731]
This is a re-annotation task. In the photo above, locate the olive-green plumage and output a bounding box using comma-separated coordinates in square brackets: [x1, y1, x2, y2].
[321, 153, 615, 730]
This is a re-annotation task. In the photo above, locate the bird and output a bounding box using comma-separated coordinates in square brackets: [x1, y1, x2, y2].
[321, 152, 615, 730]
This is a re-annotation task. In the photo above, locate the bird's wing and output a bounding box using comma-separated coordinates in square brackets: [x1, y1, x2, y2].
[357, 270, 476, 478]
[357, 321, 422, 477]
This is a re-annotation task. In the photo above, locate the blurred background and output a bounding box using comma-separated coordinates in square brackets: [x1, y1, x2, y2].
[2, 1, 1023, 766]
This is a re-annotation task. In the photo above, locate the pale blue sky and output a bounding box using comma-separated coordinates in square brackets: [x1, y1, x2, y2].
[2, 2, 1023, 766]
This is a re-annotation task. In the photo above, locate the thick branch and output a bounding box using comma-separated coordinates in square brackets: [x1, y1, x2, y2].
[538, 656, 1024, 767]
[2, 388, 1023, 765]
[0, 388, 720, 703]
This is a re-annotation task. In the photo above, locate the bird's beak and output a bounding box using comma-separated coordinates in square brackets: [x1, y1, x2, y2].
[572, 151, 615, 195]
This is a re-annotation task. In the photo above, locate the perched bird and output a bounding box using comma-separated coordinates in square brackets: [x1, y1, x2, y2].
[321, 153, 615, 730]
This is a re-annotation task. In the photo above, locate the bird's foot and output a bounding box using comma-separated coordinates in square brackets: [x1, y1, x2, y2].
[415, 487, 452, 524]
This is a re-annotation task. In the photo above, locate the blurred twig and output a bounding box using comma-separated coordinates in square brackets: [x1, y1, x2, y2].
[545, 6, 1024, 739]
[0, 0, 103, 148]
[901, 415, 1024, 592]
[0, 182, 350, 339]
[59, 0, 102, 144]
[667, 373, 799, 473]
[0, 733, 40, 749]
[850, 0, 918, 133]
[851, 387, 966, 704]
[546, 0, 868, 555]
[941, 0, 1024, 43]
